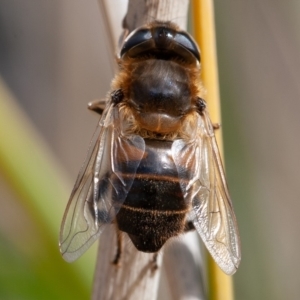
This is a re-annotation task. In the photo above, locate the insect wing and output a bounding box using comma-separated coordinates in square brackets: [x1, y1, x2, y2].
[59, 104, 145, 262]
[172, 112, 241, 275]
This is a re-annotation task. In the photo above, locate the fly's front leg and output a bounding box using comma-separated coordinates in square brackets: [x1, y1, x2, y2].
[88, 89, 124, 115]
[88, 99, 106, 115]
[212, 123, 221, 131]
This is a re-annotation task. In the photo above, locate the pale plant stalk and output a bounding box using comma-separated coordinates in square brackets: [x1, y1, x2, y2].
[192, 1, 235, 300]
[93, 1, 206, 300]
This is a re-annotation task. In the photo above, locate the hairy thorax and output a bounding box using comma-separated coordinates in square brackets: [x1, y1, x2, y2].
[113, 58, 203, 138]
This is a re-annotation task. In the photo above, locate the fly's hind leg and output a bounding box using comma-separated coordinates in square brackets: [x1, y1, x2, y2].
[112, 227, 123, 266]
[184, 220, 195, 232]
[150, 253, 159, 274]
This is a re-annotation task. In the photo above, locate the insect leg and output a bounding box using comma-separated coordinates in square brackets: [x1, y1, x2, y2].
[184, 220, 196, 232]
[112, 227, 123, 266]
[88, 89, 124, 115]
[151, 253, 159, 274]
[195, 97, 220, 130]
[88, 99, 106, 115]
[212, 123, 221, 130]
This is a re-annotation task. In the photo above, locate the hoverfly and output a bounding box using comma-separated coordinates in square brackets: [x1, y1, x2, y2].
[59, 20, 241, 275]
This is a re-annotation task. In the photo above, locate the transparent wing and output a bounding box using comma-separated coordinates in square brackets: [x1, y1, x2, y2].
[172, 111, 241, 275]
[59, 104, 145, 262]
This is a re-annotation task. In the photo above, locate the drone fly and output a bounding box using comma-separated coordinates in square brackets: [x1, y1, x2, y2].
[59, 20, 241, 275]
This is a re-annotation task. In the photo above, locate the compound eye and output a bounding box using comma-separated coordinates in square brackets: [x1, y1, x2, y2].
[119, 23, 201, 65]
[120, 28, 152, 58]
[174, 31, 201, 62]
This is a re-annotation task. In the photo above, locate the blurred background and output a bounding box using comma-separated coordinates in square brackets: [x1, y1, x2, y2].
[0, 0, 300, 299]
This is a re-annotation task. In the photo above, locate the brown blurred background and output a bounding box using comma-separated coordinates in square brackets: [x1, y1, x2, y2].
[0, 1, 300, 299]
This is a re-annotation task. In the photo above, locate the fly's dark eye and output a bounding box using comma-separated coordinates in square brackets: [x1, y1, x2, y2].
[120, 23, 201, 65]
[120, 28, 152, 58]
[174, 32, 201, 62]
